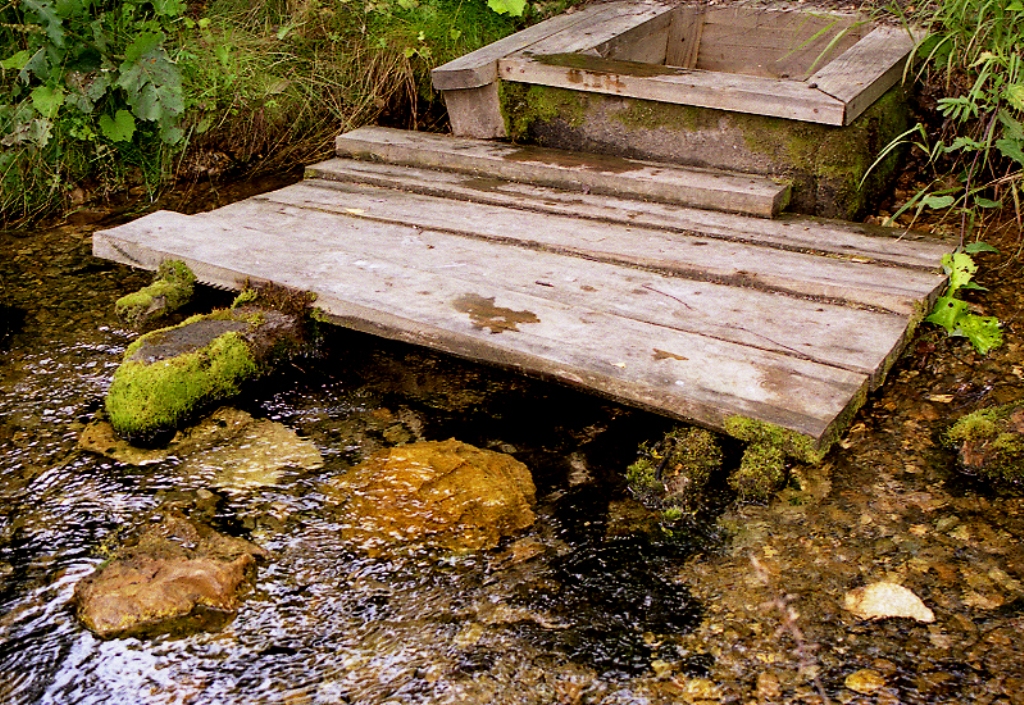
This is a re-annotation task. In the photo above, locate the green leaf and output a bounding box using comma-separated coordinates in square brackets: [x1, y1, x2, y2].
[964, 241, 1000, 254]
[996, 137, 1024, 166]
[959, 281, 988, 291]
[123, 32, 165, 65]
[1006, 84, 1024, 112]
[19, 48, 50, 83]
[118, 34, 184, 122]
[922, 194, 956, 210]
[151, 0, 185, 17]
[487, 0, 526, 16]
[972, 196, 1002, 209]
[926, 295, 970, 333]
[22, 0, 65, 47]
[999, 110, 1024, 140]
[943, 251, 977, 293]
[1, 50, 32, 71]
[30, 85, 65, 118]
[99, 109, 136, 142]
[959, 314, 1003, 355]
[132, 82, 185, 122]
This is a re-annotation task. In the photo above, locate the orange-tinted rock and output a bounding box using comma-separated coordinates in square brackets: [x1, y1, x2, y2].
[327, 439, 536, 554]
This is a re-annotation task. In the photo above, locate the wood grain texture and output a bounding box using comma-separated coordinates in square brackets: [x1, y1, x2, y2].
[431, 1, 627, 90]
[306, 157, 952, 270]
[665, 6, 704, 68]
[94, 208, 871, 446]
[807, 26, 916, 124]
[250, 177, 944, 314]
[335, 126, 791, 217]
[512, 1, 674, 57]
[497, 54, 847, 124]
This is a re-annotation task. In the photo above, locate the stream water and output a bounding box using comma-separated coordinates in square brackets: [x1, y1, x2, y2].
[2, 197, 1024, 705]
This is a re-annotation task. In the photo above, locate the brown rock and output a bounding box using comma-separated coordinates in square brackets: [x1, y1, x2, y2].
[843, 582, 935, 623]
[74, 513, 268, 639]
[326, 439, 536, 554]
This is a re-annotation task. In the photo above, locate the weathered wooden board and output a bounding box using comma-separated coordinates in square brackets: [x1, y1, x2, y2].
[306, 158, 951, 270]
[431, 1, 629, 91]
[335, 126, 791, 217]
[95, 209, 871, 446]
[664, 6, 704, 68]
[497, 53, 848, 124]
[696, 8, 865, 79]
[808, 26, 916, 125]
[514, 1, 674, 58]
[264, 177, 943, 314]
[202, 192, 913, 385]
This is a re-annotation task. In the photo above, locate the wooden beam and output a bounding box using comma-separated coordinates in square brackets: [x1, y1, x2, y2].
[431, 1, 634, 91]
[807, 26, 916, 125]
[513, 1, 675, 58]
[335, 126, 791, 217]
[665, 6, 705, 68]
[497, 53, 847, 124]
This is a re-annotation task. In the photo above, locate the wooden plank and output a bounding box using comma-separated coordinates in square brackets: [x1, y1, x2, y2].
[306, 157, 953, 270]
[335, 126, 791, 217]
[665, 6, 704, 68]
[258, 177, 944, 314]
[511, 1, 674, 58]
[590, 8, 673, 64]
[94, 209, 872, 446]
[202, 194, 913, 385]
[443, 82, 506, 139]
[808, 26, 916, 125]
[497, 53, 847, 124]
[431, 1, 628, 90]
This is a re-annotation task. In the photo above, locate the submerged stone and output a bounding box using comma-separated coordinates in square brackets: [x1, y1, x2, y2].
[946, 400, 1024, 485]
[842, 582, 935, 623]
[74, 513, 269, 639]
[104, 307, 305, 445]
[325, 439, 536, 554]
[115, 259, 196, 327]
[80, 407, 323, 490]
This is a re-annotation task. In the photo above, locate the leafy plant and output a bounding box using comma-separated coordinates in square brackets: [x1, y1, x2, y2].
[871, 0, 1024, 238]
[925, 243, 1003, 354]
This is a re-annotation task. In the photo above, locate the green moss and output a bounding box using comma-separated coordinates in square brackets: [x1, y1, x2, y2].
[946, 401, 1024, 484]
[729, 443, 786, 502]
[626, 426, 723, 512]
[115, 260, 196, 327]
[501, 83, 589, 142]
[106, 330, 258, 443]
[724, 416, 823, 464]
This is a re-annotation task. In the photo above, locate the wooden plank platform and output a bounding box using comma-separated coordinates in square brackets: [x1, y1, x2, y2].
[93, 130, 951, 456]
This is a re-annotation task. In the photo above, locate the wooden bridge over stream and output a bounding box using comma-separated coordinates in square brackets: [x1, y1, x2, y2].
[94, 125, 951, 456]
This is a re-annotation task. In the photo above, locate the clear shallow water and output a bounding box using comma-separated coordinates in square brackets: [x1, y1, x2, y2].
[4, 217, 1024, 705]
[0, 222, 713, 705]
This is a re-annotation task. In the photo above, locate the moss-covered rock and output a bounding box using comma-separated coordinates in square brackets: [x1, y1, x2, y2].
[105, 307, 305, 445]
[947, 401, 1024, 485]
[626, 426, 723, 517]
[115, 260, 196, 327]
[729, 443, 787, 503]
[724, 416, 824, 465]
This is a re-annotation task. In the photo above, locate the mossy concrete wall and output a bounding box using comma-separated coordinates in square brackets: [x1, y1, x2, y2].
[500, 83, 909, 220]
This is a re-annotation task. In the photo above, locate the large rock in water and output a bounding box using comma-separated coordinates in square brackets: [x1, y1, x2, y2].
[326, 439, 536, 554]
[105, 307, 305, 445]
[74, 513, 268, 639]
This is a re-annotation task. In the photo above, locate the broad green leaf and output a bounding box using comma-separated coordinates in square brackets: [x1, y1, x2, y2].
[1006, 84, 1024, 112]
[487, 0, 526, 16]
[999, 110, 1024, 140]
[922, 194, 956, 210]
[99, 109, 136, 142]
[959, 281, 988, 291]
[972, 196, 1002, 209]
[926, 295, 969, 333]
[943, 251, 977, 293]
[22, 0, 64, 47]
[1, 50, 32, 71]
[118, 36, 184, 122]
[55, 0, 85, 17]
[123, 32, 165, 65]
[131, 82, 184, 122]
[996, 137, 1024, 166]
[151, 0, 185, 17]
[959, 314, 1003, 354]
[30, 85, 65, 118]
[19, 48, 50, 83]
[1009, 0, 1023, 9]
[159, 122, 184, 145]
[964, 241, 1000, 254]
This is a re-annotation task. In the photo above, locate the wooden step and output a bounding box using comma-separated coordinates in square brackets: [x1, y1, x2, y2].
[334, 126, 791, 218]
[266, 177, 944, 315]
[307, 157, 951, 270]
